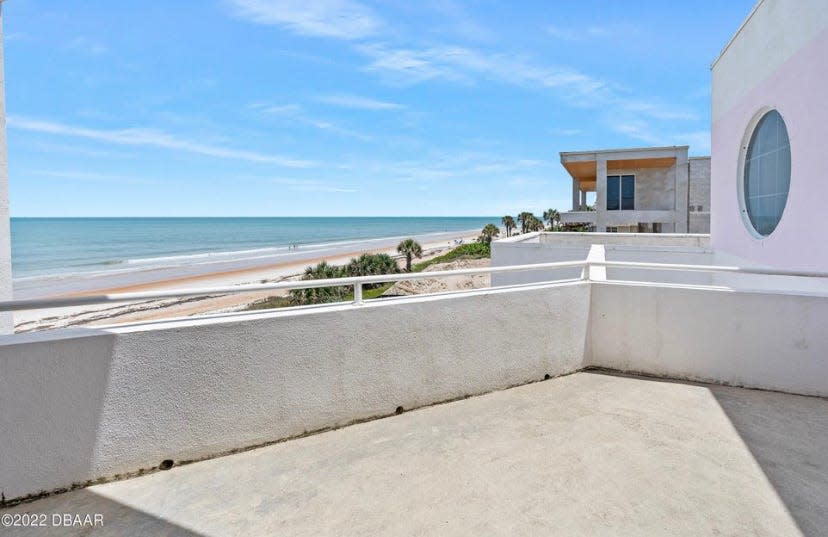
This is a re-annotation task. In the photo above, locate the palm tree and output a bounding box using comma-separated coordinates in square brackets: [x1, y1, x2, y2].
[347, 253, 399, 287]
[478, 223, 500, 244]
[517, 211, 534, 234]
[397, 238, 423, 272]
[543, 208, 560, 230]
[290, 261, 348, 305]
[526, 214, 544, 232]
[501, 215, 516, 237]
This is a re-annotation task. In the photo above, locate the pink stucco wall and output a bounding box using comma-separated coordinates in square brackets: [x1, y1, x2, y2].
[711, 25, 828, 271]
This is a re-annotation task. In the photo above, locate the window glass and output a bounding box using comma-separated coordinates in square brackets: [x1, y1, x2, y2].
[621, 175, 634, 210]
[607, 176, 620, 211]
[743, 110, 791, 236]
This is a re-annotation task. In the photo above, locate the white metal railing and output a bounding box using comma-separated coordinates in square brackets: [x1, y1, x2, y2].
[0, 260, 587, 312]
[3, 259, 828, 313]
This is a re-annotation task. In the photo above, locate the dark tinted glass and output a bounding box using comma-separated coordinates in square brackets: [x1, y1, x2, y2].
[621, 175, 634, 210]
[607, 175, 620, 211]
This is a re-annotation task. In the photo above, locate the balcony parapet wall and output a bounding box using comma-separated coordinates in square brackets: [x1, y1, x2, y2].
[2, 259, 828, 504]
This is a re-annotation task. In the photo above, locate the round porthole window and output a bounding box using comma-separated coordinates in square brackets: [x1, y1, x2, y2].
[740, 109, 791, 237]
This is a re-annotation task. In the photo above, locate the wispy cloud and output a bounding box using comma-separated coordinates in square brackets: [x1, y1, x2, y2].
[250, 103, 372, 140]
[548, 127, 584, 137]
[254, 104, 304, 116]
[545, 23, 639, 41]
[315, 93, 403, 110]
[269, 177, 357, 193]
[357, 44, 469, 85]
[621, 101, 698, 121]
[26, 169, 165, 186]
[611, 121, 711, 154]
[348, 151, 555, 185]
[359, 44, 609, 101]
[66, 36, 109, 56]
[226, 0, 382, 40]
[613, 121, 666, 145]
[26, 140, 136, 159]
[228, 4, 702, 154]
[422, 0, 495, 42]
[9, 116, 315, 167]
[358, 43, 700, 146]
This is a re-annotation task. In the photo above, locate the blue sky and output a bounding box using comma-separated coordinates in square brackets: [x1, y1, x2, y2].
[6, 0, 755, 217]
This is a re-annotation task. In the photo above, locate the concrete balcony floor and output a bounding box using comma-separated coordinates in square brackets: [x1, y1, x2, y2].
[5, 372, 828, 536]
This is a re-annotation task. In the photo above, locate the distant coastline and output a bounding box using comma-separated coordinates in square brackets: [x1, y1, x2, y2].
[13, 226, 487, 332]
[11, 216, 497, 281]
[11, 217, 498, 300]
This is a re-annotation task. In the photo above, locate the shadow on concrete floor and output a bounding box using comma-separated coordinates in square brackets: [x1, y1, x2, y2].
[711, 384, 828, 537]
[610, 371, 828, 537]
[3, 490, 207, 537]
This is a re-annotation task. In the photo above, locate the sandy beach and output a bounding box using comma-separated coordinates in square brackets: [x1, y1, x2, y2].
[14, 229, 488, 332]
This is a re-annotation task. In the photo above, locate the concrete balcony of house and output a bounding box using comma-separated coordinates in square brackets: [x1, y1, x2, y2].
[601, 209, 675, 227]
[2, 254, 828, 536]
[559, 210, 596, 225]
[560, 209, 678, 229]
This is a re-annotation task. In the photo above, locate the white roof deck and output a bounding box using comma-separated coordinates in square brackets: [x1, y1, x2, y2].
[5, 371, 827, 536]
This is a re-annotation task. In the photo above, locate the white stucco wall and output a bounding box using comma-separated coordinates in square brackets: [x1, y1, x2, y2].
[0, 283, 590, 502]
[491, 241, 588, 286]
[492, 233, 711, 287]
[589, 282, 828, 397]
[604, 246, 715, 286]
[3, 270, 828, 503]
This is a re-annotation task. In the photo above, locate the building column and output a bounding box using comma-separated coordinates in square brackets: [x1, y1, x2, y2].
[580, 190, 587, 209]
[674, 149, 689, 233]
[595, 157, 607, 232]
[571, 178, 580, 211]
[0, 3, 11, 333]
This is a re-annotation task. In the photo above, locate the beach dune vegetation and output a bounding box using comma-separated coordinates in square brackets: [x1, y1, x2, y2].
[288, 253, 402, 305]
[288, 261, 349, 305]
[249, 242, 490, 310]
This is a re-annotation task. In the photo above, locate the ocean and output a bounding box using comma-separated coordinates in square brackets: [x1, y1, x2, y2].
[11, 217, 497, 281]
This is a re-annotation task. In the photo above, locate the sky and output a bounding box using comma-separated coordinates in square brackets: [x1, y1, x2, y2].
[5, 0, 756, 217]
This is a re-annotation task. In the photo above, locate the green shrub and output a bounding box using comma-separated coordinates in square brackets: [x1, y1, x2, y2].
[289, 254, 401, 305]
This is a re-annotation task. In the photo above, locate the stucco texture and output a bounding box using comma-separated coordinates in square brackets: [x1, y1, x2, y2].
[711, 6, 828, 270]
[0, 283, 590, 501]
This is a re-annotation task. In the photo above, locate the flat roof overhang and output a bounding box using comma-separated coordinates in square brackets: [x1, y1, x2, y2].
[559, 146, 688, 191]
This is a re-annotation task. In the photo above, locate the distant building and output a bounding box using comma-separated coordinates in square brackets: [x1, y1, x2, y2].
[558, 146, 710, 233]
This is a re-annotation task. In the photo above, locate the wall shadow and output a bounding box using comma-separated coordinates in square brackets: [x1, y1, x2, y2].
[3, 490, 207, 536]
[589, 371, 828, 536]
[710, 384, 828, 537]
[0, 328, 117, 504]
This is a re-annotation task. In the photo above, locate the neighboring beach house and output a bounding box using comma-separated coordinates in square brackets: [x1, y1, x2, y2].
[559, 146, 711, 233]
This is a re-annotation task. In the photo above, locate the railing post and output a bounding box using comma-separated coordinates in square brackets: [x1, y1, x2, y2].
[583, 244, 606, 282]
[353, 282, 363, 306]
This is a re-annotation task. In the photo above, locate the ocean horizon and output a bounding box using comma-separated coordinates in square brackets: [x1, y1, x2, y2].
[11, 216, 498, 281]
